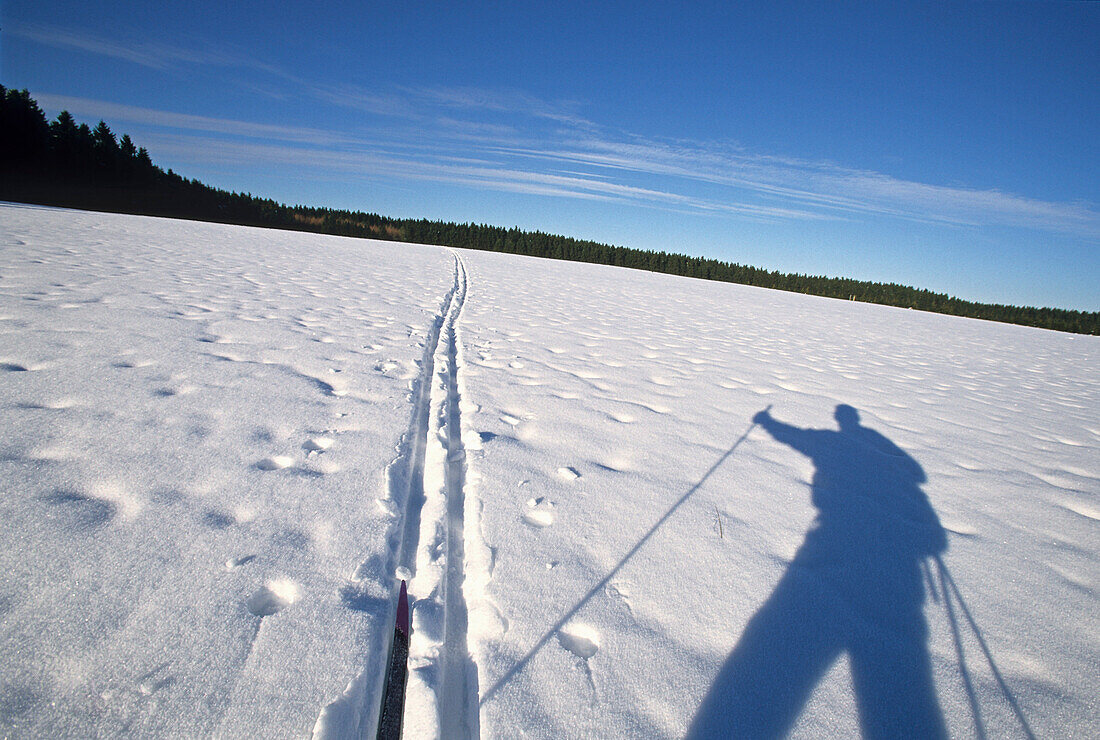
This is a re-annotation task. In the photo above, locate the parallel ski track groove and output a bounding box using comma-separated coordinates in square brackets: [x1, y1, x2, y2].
[371, 264, 460, 738]
[395, 271, 460, 575]
[437, 256, 479, 738]
[312, 256, 460, 740]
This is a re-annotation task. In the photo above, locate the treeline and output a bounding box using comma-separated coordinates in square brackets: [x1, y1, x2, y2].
[2, 86, 1096, 335]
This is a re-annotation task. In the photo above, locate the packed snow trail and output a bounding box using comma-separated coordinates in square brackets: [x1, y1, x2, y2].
[438, 258, 479, 738]
[314, 258, 476, 739]
[394, 270, 461, 577]
[402, 256, 480, 738]
[312, 257, 461, 739]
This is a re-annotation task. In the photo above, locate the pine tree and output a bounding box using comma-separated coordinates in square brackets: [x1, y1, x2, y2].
[1, 87, 50, 165]
[119, 133, 137, 159]
[92, 120, 119, 174]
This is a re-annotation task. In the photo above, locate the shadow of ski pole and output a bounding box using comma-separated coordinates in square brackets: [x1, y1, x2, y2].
[480, 414, 763, 707]
[935, 556, 1036, 740]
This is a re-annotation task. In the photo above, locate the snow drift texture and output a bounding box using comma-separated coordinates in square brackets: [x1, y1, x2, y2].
[1, 203, 1097, 738]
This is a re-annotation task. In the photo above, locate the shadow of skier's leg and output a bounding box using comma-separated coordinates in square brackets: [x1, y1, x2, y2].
[849, 616, 946, 740]
[688, 567, 842, 739]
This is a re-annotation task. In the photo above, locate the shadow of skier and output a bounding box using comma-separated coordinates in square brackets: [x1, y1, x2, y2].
[688, 405, 948, 739]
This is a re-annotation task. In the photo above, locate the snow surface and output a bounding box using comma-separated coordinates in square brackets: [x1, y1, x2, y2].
[1, 203, 1098, 738]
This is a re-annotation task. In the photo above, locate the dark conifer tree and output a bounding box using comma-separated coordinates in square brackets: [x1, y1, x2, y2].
[1, 87, 50, 165]
[0, 87, 1095, 334]
[50, 110, 80, 170]
[92, 120, 119, 174]
[119, 133, 137, 159]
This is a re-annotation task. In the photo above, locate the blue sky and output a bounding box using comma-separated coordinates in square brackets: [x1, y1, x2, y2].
[3, 1, 1098, 311]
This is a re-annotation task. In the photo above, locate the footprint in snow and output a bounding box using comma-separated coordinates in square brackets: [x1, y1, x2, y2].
[246, 578, 300, 617]
[303, 437, 333, 452]
[43, 490, 116, 530]
[558, 623, 600, 659]
[557, 466, 581, 481]
[522, 496, 556, 527]
[225, 555, 256, 570]
[202, 510, 236, 529]
[523, 509, 555, 528]
[255, 455, 294, 471]
[136, 664, 174, 696]
[155, 385, 197, 397]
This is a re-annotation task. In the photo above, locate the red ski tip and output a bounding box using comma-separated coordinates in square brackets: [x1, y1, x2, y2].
[396, 580, 411, 636]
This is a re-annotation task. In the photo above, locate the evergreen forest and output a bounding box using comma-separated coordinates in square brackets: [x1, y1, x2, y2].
[1, 86, 1096, 335]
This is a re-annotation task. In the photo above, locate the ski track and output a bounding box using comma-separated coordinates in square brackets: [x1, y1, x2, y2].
[313, 256, 474, 739]
[395, 263, 460, 577]
[368, 254, 479, 739]
[438, 258, 479, 738]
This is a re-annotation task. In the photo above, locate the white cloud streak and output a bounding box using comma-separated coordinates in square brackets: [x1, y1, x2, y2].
[137, 131, 826, 220]
[496, 137, 1100, 233]
[8, 22, 261, 72]
[16, 22, 1097, 236]
[33, 94, 358, 147]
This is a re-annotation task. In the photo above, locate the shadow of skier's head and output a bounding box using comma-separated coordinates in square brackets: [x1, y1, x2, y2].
[835, 402, 859, 431]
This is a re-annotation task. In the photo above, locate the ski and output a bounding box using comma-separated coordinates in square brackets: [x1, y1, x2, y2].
[376, 580, 411, 740]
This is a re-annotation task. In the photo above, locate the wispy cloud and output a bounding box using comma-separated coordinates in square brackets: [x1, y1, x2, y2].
[33, 94, 358, 147]
[303, 84, 422, 119]
[406, 85, 594, 128]
[137, 130, 827, 220]
[17, 20, 1097, 236]
[8, 22, 254, 72]
[12, 23, 589, 130]
[486, 134, 1100, 234]
[44, 89, 1099, 235]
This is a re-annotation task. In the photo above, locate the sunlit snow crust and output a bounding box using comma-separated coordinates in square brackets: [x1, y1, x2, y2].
[1, 204, 1096, 738]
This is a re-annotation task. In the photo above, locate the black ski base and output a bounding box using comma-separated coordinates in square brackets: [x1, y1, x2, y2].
[376, 627, 409, 740]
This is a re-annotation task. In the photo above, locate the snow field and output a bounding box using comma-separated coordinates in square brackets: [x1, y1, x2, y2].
[455, 248, 1098, 737]
[1, 203, 1097, 738]
[0, 204, 453, 736]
